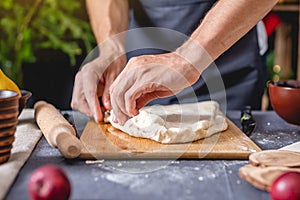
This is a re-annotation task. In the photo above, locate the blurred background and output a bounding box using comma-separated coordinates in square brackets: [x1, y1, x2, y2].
[0, 0, 299, 110]
[0, 0, 96, 109]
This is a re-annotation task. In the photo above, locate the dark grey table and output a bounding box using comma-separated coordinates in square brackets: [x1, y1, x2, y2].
[5, 111, 300, 200]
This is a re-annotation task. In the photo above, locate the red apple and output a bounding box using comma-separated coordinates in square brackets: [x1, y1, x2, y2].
[28, 165, 71, 200]
[270, 171, 300, 200]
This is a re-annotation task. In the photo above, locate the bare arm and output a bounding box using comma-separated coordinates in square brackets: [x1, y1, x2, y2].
[71, 0, 129, 122]
[177, 0, 278, 68]
[86, 0, 129, 45]
[110, 0, 278, 124]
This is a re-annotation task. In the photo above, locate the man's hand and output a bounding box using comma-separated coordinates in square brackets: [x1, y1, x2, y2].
[110, 52, 201, 124]
[71, 55, 126, 122]
[71, 0, 129, 122]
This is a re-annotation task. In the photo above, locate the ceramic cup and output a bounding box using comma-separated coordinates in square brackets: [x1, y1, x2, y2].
[268, 80, 300, 125]
[0, 90, 19, 164]
[19, 90, 32, 116]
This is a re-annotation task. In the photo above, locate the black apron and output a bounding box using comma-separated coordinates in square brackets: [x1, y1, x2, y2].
[126, 0, 266, 110]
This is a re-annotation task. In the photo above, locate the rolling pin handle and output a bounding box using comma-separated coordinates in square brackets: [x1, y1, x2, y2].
[56, 133, 82, 159]
[34, 100, 83, 159]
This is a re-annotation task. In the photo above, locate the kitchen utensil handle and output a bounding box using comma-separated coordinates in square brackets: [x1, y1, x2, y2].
[34, 101, 82, 159]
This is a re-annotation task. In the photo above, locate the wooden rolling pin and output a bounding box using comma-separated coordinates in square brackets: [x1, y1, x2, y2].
[34, 101, 82, 159]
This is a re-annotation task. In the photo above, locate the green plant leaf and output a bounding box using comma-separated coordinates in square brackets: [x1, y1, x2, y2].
[0, 0, 95, 85]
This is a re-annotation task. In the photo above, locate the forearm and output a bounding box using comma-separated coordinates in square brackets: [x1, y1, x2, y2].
[177, 0, 278, 72]
[86, 0, 129, 51]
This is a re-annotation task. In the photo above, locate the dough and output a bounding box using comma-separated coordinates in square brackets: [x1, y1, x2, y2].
[249, 150, 300, 167]
[280, 141, 300, 152]
[109, 101, 228, 144]
[239, 164, 300, 191]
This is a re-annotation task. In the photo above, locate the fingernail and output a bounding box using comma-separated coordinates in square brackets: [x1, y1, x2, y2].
[130, 110, 139, 117]
[119, 120, 125, 126]
[94, 115, 99, 123]
[104, 100, 111, 109]
[112, 116, 118, 123]
[119, 116, 129, 126]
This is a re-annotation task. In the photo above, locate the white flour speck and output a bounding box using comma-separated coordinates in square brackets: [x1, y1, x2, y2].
[171, 160, 180, 164]
[117, 162, 123, 167]
[85, 159, 105, 164]
[241, 146, 248, 151]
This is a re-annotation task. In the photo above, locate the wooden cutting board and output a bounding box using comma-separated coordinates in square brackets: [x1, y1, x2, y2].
[79, 117, 261, 160]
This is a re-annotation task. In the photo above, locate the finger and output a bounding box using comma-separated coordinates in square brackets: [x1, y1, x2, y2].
[110, 93, 129, 125]
[124, 82, 154, 117]
[71, 72, 92, 115]
[135, 93, 159, 110]
[97, 83, 104, 96]
[97, 83, 111, 111]
[71, 72, 83, 109]
[124, 84, 140, 117]
[124, 82, 172, 117]
[102, 78, 113, 110]
[71, 91, 93, 119]
[71, 97, 92, 118]
[77, 100, 93, 118]
[102, 57, 127, 110]
[102, 86, 112, 110]
[110, 76, 131, 124]
[83, 73, 104, 122]
[136, 90, 174, 110]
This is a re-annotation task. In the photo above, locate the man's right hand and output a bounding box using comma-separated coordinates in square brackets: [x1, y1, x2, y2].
[71, 54, 126, 122]
[73, 0, 129, 122]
